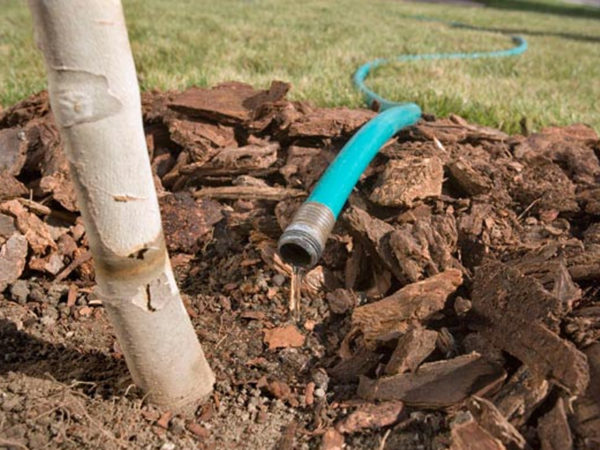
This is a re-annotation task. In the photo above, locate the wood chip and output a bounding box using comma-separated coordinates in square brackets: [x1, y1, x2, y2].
[0, 233, 27, 291]
[344, 206, 459, 284]
[304, 382, 315, 406]
[288, 107, 375, 139]
[78, 306, 93, 317]
[55, 250, 92, 282]
[328, 347, 380, 383]
[156, 411, 172, 429]
[389, 213, 460, 284]
[31, 120, 78, 212]
[510, 158, 578, 213]
[193, 185, 306, 201]
[263, 324, 305, 350]
[169, 80, 289, 124]
[0, 172, 28, 200]
[514, 123, 600, 185]
[66, 284, 78, 308]
[573, 342, 600, 445]
[0, 199, 56, 255]
[567, 230, 600, 281]
[385, 327, 438, 375]
[0, 213, 16, 239]
[267, 379, 298, 407]
[28, 252, 64, 275]
[540, 122, 598, 142]
[0, 128, 27, 175]
[185, 422, 210, 439]
[39, 169, 78, 212]
[446, 157, 492, 196]
[0, 91, 50, 127]
[141, 410, 160, 422]
[472, 261, 589, 395]
[180, 142, 278, 177]
[462, 333, 504, 367]
[493, 365, 549, 427]
[17, 198, 52, 216]
[167, 117, 236, 156]
[326, 288, 356, 315]
[537, 398, 572, 450]
[344, 240, 364, 290]
[514, 259, 581, 312]
[578, 187, 600, 215]
[335, 401, 403, 434]
[321, 428, 344, 450]
[466, 396, 526, 449]
[449, 411, 505, 450]
[280, 145, 332, 189]
[240, 310, 266, 321]
[357, 353, 505, 408]
[472, 261, 563, 329]
[408, 116, 509, 145]
[343, 206, 399, 280]
[369, 156, 443, 207]
[351, 269, 463, 345]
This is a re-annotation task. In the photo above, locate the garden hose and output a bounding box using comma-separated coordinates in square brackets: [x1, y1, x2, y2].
[278, 21, 527, 269]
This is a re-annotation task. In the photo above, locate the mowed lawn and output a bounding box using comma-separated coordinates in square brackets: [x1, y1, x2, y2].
[1, 0, 599, 133]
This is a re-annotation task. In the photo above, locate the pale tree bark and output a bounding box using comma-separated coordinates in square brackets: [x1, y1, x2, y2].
[28, 0, 214, 409]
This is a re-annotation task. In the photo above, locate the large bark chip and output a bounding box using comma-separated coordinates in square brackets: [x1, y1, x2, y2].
[369, 156, 443, 207]
[352, 269, 463, 345]
[169, 81, 290, 124]
[471, 262, 589, 395]
[358, 353, 505, 408]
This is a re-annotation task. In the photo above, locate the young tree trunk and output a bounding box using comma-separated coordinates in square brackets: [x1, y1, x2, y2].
[28, 0, 214, 410]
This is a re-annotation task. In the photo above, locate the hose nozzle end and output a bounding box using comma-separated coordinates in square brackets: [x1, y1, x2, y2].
[277, 202, 335, 269]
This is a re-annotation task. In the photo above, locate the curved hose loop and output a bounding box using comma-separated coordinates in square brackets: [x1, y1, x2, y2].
[278, 22, 527, 269]
[354, 35, 527, 111]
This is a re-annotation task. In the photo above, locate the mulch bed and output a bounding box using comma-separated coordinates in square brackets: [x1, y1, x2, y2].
[0, 81, 599, 449]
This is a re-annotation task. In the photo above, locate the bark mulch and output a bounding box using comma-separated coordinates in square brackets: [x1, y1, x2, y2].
[0, 81, 599, 449]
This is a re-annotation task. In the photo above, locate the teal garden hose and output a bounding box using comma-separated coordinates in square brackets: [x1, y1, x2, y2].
[277, 23, 527, 269]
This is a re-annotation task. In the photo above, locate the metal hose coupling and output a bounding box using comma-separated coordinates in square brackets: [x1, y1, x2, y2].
[278, 202, 335, 269]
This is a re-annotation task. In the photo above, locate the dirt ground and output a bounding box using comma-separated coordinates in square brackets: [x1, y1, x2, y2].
[0, 82, 599, 449]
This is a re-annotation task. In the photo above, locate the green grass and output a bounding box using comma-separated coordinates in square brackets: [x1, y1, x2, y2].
[1, 0, 599, 133]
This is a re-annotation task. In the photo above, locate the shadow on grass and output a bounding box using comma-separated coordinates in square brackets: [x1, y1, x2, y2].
[0, 319, 130, 395]
[476, 0, 600, 20]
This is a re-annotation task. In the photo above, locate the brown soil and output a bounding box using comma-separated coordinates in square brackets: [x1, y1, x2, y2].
[0, 82, 599, 449]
